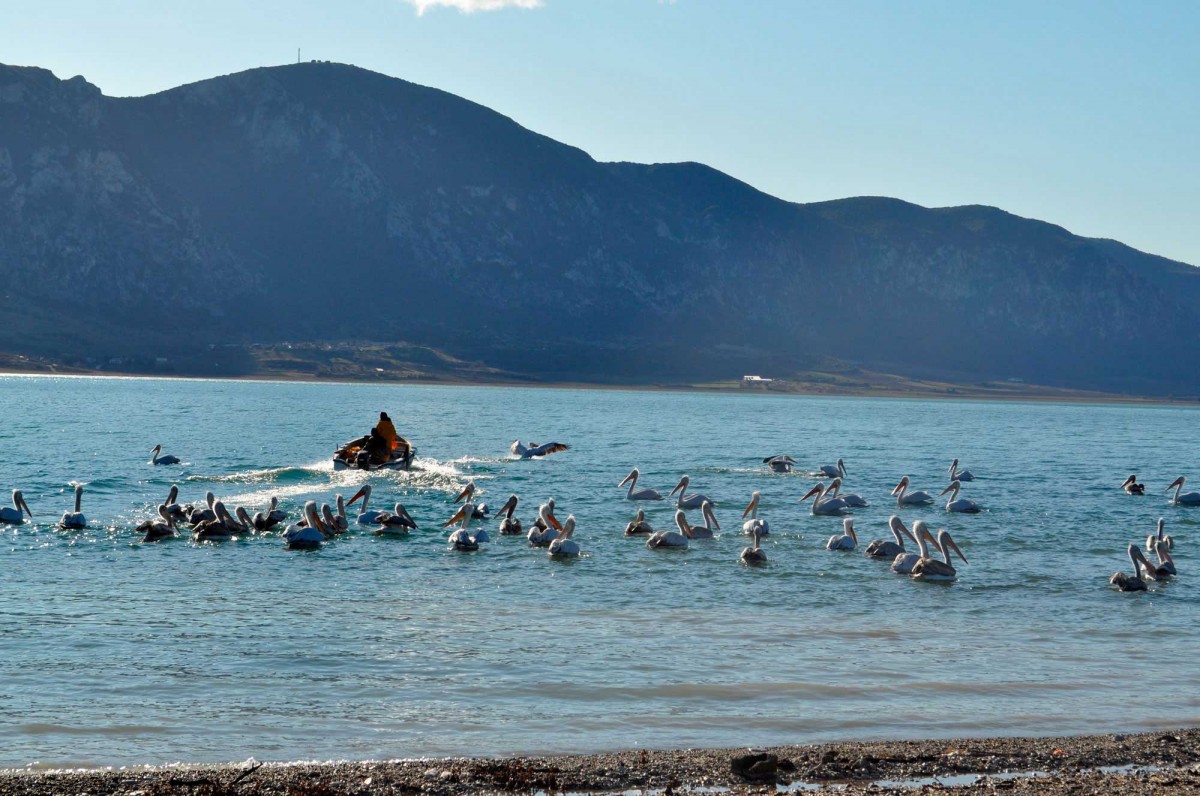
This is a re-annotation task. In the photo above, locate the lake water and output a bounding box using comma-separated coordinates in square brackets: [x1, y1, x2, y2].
[1, 375, 1197, 769]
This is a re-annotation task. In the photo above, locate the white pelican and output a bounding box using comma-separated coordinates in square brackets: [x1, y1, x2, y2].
[1146, 517, 1174, 553]
[453, 481, 489, 518]
[150, 444, 180, 465]
[186, 492, 217, 525]
[284, 502, 328, 550]
[0, 490, 33, 524]
[827, 477, 868, 507]
[669, 475, 713, 510]
[624, 509, 655, 537]
[375, 503, 417, 535]
[912, 529, 968, 581]
[940, 481, 983, 513]
[528, 501, 563, 547]
[825, 517, 857, 550]
[948, 458, 975, 482]
[1121, 475, 1146, 495]
[646, 509, 691, 549]
[348, 485, 385, 524]
[1111, 545, 1150, 592]
[444, 503, 484, 551]
[818, 458, 847, 479]
[892, 520, 936, 574]
[251, 497, 286, 532]
[741, 491, 769, 536]
[740, 524, 767, 564]
[321, 504, 346, 535]
[511, 440, 570, 459]
[763, 455, 796, 473]
[678, 502, 718, 540]
[800, 482, 849, 515]
[892, 476, 934, 506]
[194, 501, 243, 541]
[618, 468, 663, 501]
[1147, 540, 1176, 579]
[496, 495, 523, 535]
[1166, 476, 1200, 506]
[235, 507, 257, 533]
[138, 505, 179, 542]
[548, 515, 581, 558]
[865, 516, 917, 559]
[60, 484, 87, 529]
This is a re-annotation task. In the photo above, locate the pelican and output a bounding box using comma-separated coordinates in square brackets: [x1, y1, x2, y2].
[548, 515, 581, 558]
[375, 503, 417, 535]
[948, 458, 975, 482]
[678, 502, 718, 540]
[646, 509, 691, 549]
[740, 524, 767, 564]
[1111, 544, 1150, 592]
[321, 504, 346, 535]
[528, 501, 563, 547]
[453, 481, 489, 518]
[444, 503, 484, 551]
[892, 476, 934, 506]
[669, 475, 713, 510]
[825, 517, 857, 550]
[892, 520, 936, 574]
[1166, 476, 1200, 506]
[624, 509, 654, 537]
[511, 440, 570, 459]
[186, 492, 217, 525]
[59, 484, 87, 529]
[1146, 517, 1174, 552]
[827, 477, 868, 507]
[801, 482, 849, 515]
[818, 458, 847, 479]
[235, 507, 257, 534]
[163, 485, 185, 520]
[940, 480, 983, 513]
[865, 515, 917, 559]
[0, 490, 33, 524]
[1147, 539, 1176, 579]
[252, 497, 286, 532]
[150, 444, 180, 465]
[763, 455, 796, 473]
[618, 468, 663, 501]
[911, 528, 968, 581]
[496, 495, 523, 535]
[1121, 475, 1146, 495]
[348, 484, 385, 524]
[194, 501, 242, 541]
[137, 505, 179, 542]
[741, 491, 769, 537]
[284, 502, 328, 550]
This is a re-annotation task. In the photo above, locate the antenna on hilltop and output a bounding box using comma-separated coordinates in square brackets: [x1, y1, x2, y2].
[297, 48, 301, 64]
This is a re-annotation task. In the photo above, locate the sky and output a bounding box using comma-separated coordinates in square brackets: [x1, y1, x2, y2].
[3, 0, 1198, 264]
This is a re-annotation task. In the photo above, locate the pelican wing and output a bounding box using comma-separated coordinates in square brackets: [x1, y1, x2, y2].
[529, 442, 570, 457]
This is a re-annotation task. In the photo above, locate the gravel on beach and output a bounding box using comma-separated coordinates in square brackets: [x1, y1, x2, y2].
[5, 727, 1200, 796]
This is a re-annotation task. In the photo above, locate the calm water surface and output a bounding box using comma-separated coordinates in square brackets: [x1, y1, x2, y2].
[1, 376, 1198, 768]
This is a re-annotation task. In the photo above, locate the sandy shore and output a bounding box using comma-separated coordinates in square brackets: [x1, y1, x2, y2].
[4, 728, 1200, 795]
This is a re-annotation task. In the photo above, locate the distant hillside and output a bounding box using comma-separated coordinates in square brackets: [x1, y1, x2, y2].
[1, 61, 1197, 393]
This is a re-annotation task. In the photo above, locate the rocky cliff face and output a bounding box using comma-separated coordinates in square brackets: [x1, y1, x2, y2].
[1, 61, 1197, 391]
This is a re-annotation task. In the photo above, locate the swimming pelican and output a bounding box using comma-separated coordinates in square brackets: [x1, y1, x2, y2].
[163, 485, 185, 520]
[444, 503, 484, 551]
[138, 505, 179, 542]
[1147, 539, 1176, 579]
[1110, 544, 1150, 592]
[740, 524, 767, 564]
[948, 458, 975, 482]
[453, 481, 489, 518]
[892, 520, 936, 574]
[741, 491, 770, 536]
[801, 482, 849, 515]
[347, 485, 385, 524]
[646, 509, 691, 549]
[892, 476, 934, 506]
[495, 494, 523, 535]
[511, 440, 570, 459]
[677, 501, 718, 540]
[618, 468, 663, 501]
[1166, 476, 1200, 506]
[827, 477, 868, 507]
[818, 458, 847, 479]
[1146, 517, 1174, 552]
[865, 516, 917, 559]
[194, 501, 244, 541]
[1121, 475, 1146, 495]
[284, 502, 328, 550]
[548, 515, 581, 558]
[911, 529, 968, 581]
[321, 504, 346, 535]
[252, 497, 286, 532]
[0, 490, 33, 524]
[763, 455, 796, 473]
[186, 492, 217, 525]
[825, 517, 857, 550]
[375, 503, 417, 535]
[527, 501, 563, 547]
[150, 444, 180, 465]
[624, 509, 655, 537]
[670, 475, 713, 510]
[940, 480, 983, 513]
[235, 507, 257, 534]
[59, 484, 86, 529]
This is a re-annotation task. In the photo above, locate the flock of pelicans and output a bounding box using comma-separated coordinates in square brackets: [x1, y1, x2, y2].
[0, 446, 1193, 590]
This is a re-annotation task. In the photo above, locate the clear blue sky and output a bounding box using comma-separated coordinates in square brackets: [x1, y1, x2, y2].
[4, 0, 1197, 264]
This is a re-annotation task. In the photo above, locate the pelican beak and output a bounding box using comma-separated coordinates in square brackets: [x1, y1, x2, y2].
[403, 507, 417, 528]
[890, 481, 903, 496]
[21, 496, 33, 516]
[939, 483, 954, 496]
[709, 508, 721, 531]
[669, 479, 684, 497]
[898, 521, 917, 545]
[800, 486, 821, 503]
[453, 485, 471, 503]
[948, 537, 968, 564]
[848, 527, 857, 544]
[348, 486, 369, 506]
[443, 506, 469, 528]
[618, 472, 633, 488]
[1166, 477, 1184, 492]
[549, 512, 563, 531]
[742, 498, 755, 518]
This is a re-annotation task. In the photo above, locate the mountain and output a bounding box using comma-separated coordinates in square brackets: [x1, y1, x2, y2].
[1, 61, 1197, 393]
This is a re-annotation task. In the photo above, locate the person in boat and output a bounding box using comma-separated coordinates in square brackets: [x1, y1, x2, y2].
[365, 427, 391, 465]
[376, 412, 399, 451]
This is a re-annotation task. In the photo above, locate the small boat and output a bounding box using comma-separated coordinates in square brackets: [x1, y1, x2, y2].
[331, 433, 416, 471]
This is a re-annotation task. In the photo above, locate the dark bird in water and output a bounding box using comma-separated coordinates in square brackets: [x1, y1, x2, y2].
[1121, 474, 1146, 495]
